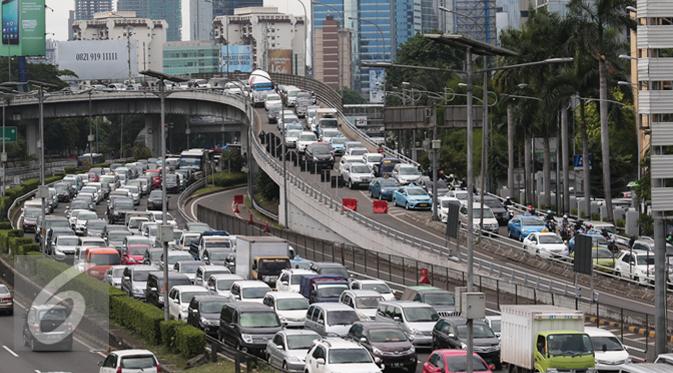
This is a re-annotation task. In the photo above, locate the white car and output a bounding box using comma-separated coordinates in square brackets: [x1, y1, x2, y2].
[105, 265, 126, 289]
[349, 279, 395, 301]
[458, 204, 499, 233]
[614, 249, 655, 284]
[341, 162, 375, 189]
[522, 232, 567, 258]
[320, 128, 341, 143]
[98, 349, 160, 373]
[263, 291, 310, 328]
[345, 147, 368, 157]
[179, 232, 200, 251]
[125, 185, 141, 205]
[585, 327, 631, 369]
[276, 268, 316, 293]
[362, 153, 384, 169]
[53, 235, 79, 257]
[445, 189, 469, 206]
[285, 129, 302, 148]
[339, 155, 365, 176]
[206, 273, 244, 296]
[167, 285, 209, 320]
[392, 164, 422, 185]
[296, 131, 317, 153]
[265, 93, 283, 111]
[339, 290, 383, 320]
[437, 196, 455, 223]
[127, 216, 149, 234]
[230, 280, 272, 303]
[68, 208, 89, 228]
[304, 337, 382, 373]
[148, 211, 178, 227]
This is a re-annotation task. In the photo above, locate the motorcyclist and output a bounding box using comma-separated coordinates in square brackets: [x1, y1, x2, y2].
[503, 196, 513, 208]
[602, 228, 618, 253]
[525, 205, 536, 216]
[560, 214, 571, 241]
[574, 219, 585, 234]
[544, 210, 556, 232]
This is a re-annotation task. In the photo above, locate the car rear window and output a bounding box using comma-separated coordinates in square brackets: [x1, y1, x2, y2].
[120, 355, 156, 369]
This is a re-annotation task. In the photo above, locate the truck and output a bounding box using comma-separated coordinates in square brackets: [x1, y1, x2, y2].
[248, 69, 274, 107]
[234, 236, 291, 286]
[500, 305, 596, 373]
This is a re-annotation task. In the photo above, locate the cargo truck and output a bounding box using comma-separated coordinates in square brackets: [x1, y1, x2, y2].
[235, 236, 291, 286]
[501, 305, 595, 373]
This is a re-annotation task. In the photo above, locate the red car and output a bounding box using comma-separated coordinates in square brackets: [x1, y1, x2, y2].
[121, 244, 150, 265]
[422, 350, 494, 373]
[145, 169, 162, 189]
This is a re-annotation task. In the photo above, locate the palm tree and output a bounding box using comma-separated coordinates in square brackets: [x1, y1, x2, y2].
[567, 0, 634, 222]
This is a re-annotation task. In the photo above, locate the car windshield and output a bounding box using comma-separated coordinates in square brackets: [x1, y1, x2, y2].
[116, 200, 133, 210]
[179, 262, 201, 272]
[331, 137, 346, 144]
[320, 119, 338, 128]
[91, 253, 120, 265]
[207, 251, 228, 261]
[539, 235, 563, 244]
[369, 329, 408, 343]
[259, 259, 290, 273]
[593, 248, 614, 259]
[239, 312, 280, 328]
[23, 209, 41, 219]
[127, 237, 150, 245]
[482, 198, 503, 209]
[423, 292, 455, 306]
[403, 307, 439, 322]
[406, 189, 428, 196]
[380, 179, 399, 187]
[366, 154, 384, 163]
[352, 165, 371, 173]
[457, 323, 495, 338]
[521, 217, 545, 226]
[180, 291, 204, 303]
[309, 144, 332, 154]
[205, 240, 231, 249]
[0, 285, 9, 294]
[276, 298, 309, 311]
[108, 232, 128, 242]
[88, 221, 106, 229]
[446, 356, 489, 372]
[362, 283, 392, 294]
[39, 307, 68, 320]
[216, 279, 236, 290]
[82, 240, 105, 248]
[399, 167, 420, 175]
[286, 130, 302, 138]
[133, 271, 151, 282]
[591, 336, 624, 352]
[355, 296, 381, 309]
[548, 334, 593, 356]
[489, 319, 501, 333]
[127, 246, 147, 255]
[200, 300, 228, 314]
[350, 149, 367, 156]
[120, 356, 156, 369]
[167, 254, 191, 265]
[290, 273, 312, 285]
[300, 134, 316, 141]
[242, 286, 270, 299]
[316, 284, 348, 298]
[319, 267, 348, 278]
[472, 208, 495, 219]
[328, 348, 373, 364]
[79, 212, 98, 220]
[637, 254, 655, 266]
[58, 237, 79, 246]
[287, 334, 317, 350]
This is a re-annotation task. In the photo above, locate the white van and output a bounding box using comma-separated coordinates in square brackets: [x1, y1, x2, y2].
[304, 302, 360, 337]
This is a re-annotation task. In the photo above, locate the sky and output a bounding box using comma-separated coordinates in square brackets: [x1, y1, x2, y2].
[46, 0, 309, 41]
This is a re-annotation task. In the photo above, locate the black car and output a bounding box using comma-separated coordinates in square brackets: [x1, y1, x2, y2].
[147, 190, 164, 211]
[187, 295, 232, 335]
[218, 302, 283, 354]
[145, 271, 191, 308]
[54, 182, 73, 202]
[347, 321, 417, 372]
[107, 197, 135, 224]
[432, 317, 501, 368]
[305, 142, 334, 171]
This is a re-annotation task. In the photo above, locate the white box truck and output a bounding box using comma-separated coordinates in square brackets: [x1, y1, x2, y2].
[235, 236, 291, 286]
[500, 305, 596, 373]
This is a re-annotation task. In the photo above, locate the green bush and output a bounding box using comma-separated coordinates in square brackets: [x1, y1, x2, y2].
[8, 229, 23, 237]
[160, 320, 184, 351]
[16, 243, 39, 255]
[208, 171, 246, 188]
[175, 324, 206, 359]
[0, 221, 11, 230]
[110, 295, 163, 345]
[616, 219, 625, 228]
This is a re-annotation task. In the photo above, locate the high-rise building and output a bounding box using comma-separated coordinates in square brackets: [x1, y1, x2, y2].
[212, 0, 263, 16]
[213, 7, 306, 75]
[190, 0, 213, 40]
[533, 0, 570, 16]
[495, 0, 524, 42]
[72, 11, 167, 72]
[75, 0, 112, 20]
[68, 10, 75, 40]
[117, 0, 182, 41]
[314, 16, 352, 89]
[451, 0, 497, 43]
[163, 41, 219, 76]
[421, 0, 439, 33]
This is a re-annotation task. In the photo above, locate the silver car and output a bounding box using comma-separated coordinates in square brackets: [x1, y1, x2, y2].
[265, 329, 320, 372]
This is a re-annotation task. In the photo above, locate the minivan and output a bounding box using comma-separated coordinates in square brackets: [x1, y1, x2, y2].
[218, 302, 283, 353]
[304, 303, 360, 337]
[145, 271, 191, 307]
[400, 286, 458, 318]
[375, 301, 439, 348]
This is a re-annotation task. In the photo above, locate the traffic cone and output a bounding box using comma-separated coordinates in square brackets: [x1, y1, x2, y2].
[248, 212, 254, 225]
[233, 203, 240, 214]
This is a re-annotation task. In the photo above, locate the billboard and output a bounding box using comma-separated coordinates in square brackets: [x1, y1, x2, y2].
[220, 45, 252, 73]
[268, 49, 292, 74]
[56, 40, 137, 80]
[0, 0, 45, 56]
[369, 68, 385, 103]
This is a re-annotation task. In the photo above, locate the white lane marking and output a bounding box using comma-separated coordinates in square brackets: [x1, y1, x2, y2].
[3, 345, 18, 357]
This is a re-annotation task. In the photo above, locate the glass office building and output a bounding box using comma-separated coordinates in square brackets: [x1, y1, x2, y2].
[118, 0, 182, 41]
[163, 41, 219, 77]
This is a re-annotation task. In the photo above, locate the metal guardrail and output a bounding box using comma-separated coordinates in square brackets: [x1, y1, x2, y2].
[176, 178, 206, 224]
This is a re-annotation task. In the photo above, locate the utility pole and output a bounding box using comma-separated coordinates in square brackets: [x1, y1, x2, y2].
[126, 26, 133, 83]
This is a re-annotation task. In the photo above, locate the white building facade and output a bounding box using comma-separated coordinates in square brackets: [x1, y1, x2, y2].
[72, 11, 167, 73]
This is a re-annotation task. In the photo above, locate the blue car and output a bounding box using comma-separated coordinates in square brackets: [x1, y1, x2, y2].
[507, 215, 546, 241]
[369, 177, 401, 201]
[567, 230, 609, 253]
[392, 186, 432, 210]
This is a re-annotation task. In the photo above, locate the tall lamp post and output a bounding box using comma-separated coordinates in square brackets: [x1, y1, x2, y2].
[140, 70, 187, 321]
[0, 87, 17, 197]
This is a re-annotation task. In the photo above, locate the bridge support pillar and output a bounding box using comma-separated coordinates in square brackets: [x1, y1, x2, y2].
[25, 121, 38, 158]
[144, 116, 162, 156]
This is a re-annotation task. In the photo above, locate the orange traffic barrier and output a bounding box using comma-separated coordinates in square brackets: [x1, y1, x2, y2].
[372, 200, 388, 214]
[342, 198, 358, 212]
[234, 194, 244, 204]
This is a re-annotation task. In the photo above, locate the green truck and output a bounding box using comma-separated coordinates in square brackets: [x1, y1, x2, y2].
[501, 305, 596, 373]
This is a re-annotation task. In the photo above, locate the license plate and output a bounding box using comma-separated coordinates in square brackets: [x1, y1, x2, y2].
[418, 204, 428, 207]
[389, 363, 405, 368]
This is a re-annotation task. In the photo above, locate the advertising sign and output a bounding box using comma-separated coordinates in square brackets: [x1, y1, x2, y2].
[0, 0, 45, 56]
[268, 49, 292, 74]
[0, 126, 16, 142]
[220, 44, 253, 73]
[56, 40, 137, 80]
[369, 68, 385, 103]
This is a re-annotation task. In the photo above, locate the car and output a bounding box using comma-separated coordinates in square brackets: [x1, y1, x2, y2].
[339, 155, 364, 176]
[571, 246, 617, 272]
[206, 273, 244, 296]
[105, 265, 127, 289]
[179, 232, 201, 251]
[522, 232, 567, 258]
[23, 304, 73, 351]
[84, 247, 121, 280]
[167, 285, 210, 320]
[432, 317, 501, 368]
[349, 280, 395, 301]
[159, 250, 194, 271]
[142, 247, 163, 266]
[304, 337, 383, 373]
[319, 128, 341, 143]
[121, 265, 157, 299]
[267, 101, 282, 123]
[614, 249, 655, 284]
[445, 189, 469, 206]
[368, 177, 401, 201]
[339, 290, 383, 320]
[0, 284, 13, 315]
[362, 153, 384, 170]
[305, 302, 360, 337]
[121, 244, 149, 265]
[375, 301, 439, 348]
[107, 197, 135, 224]
[346, 147, 368, 158]
[174, 260, 203, 283]
[147, 190, 165, 211]
[20, 207, 41, 232]
[284, 129, 302, 148]
[477, 196, 509, 225]
[305, 142, 335, 171]
[392, 164, 422, 185]
[196, 264, 233, 287]
[507, 215, 547, 241]
[276, 268, 316, 293]
[230, 280, 272, 303]
[585, 326, 631, 369]
[265, 92, 282, 111]
[53, 235, 79, 258]
[422, 349, 494, 373]
[263, 291, 310, 328]
[145, 271, 192, 308]
[74, 210, 99, 235]
[309, 262, 350, 279]
[400, 286, 458, 318]
[98, 349, 160, 373]
[458, 205, 499, 233]
[266, 329, 321, 372]
[186, 294, 233, 335]
[329, 136, 347, 156]
[296, 131, 318, 153]
[85, 219, 107, 238]
[393, 187, 433, 210]
[218, 302, 283, 353]
[342, 162, 375, 189]
[483, 315, 501, 338]
[346, 321, 417, 372]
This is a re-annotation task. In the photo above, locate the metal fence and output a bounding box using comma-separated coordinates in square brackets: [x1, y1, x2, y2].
[198, 206, 667, 361]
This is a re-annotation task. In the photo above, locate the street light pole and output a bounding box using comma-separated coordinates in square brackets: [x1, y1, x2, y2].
[464, 46, 475, 373]
[38, 85, 46, 255]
